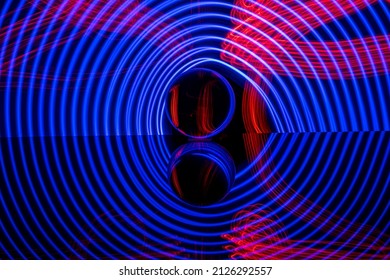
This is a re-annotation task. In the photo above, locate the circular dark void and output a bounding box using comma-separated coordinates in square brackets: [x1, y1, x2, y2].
[169, 143, 235, 206]
[166, 68, 235, 138]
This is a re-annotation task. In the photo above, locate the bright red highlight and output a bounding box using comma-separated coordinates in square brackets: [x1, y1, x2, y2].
[197, 80, 217, 135]
[242, 74, 272, 133]
[226, 134, 390, 259]
[222, 2, 390, 258]
[169, 85, 180, 128]
[222, 0, 390, 79]
[223, 204, 390, 259]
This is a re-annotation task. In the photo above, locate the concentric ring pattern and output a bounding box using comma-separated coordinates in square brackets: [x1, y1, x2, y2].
[1, 0, 389, 259]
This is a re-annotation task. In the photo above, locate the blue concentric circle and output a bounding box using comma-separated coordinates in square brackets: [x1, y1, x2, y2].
[1, 0, 389, 259]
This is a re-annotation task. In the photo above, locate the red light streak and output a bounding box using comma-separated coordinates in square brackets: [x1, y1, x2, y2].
[197, 80, 217, 135]
[221, 1, 390, 258]
[169, 85, 180, 128]
[223, 204, 390, 259]
[222, 0, 390, 79]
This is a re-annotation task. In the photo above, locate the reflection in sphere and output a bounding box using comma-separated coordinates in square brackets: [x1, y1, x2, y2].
[166, 68, 235, 138]
[169, 142, 236, 206]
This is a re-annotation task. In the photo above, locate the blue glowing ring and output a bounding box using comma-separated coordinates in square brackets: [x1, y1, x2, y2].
[164, 67, 236, 139]
[1, 0, 389, 260]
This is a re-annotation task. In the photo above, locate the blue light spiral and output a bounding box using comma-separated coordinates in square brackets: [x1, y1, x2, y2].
[1, 0, 389, 259]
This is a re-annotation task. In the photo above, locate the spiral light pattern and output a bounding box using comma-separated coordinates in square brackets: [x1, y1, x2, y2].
[1, 0, 389, 259]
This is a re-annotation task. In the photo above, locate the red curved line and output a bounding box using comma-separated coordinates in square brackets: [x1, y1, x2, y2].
[222, 0, 390, 79]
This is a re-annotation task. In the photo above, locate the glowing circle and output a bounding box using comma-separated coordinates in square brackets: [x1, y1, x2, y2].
[168, 142, 235, 206]
[166, 68, 235, 138]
